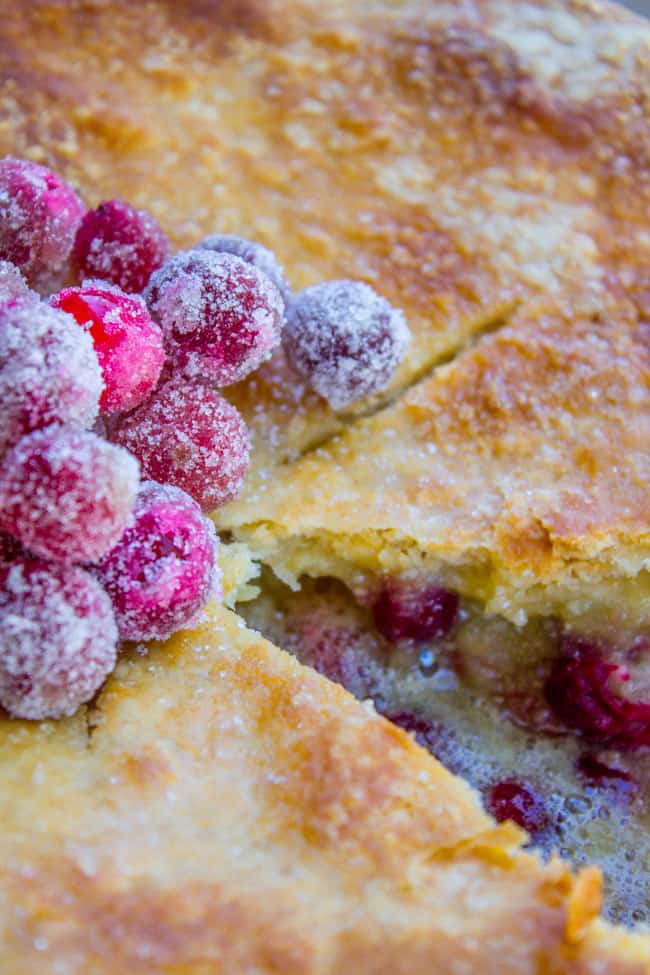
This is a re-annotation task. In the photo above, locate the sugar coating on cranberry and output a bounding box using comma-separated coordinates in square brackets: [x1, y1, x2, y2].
[95, 480, 221, 642]
[283, 280, 410, 409]
[0, 260, 34, 305]
[545, 635, 650, 750]
[198, 233, 291, 302]
[0, 157, 85, 291]
[373, 580, 459, 643]
[72, 199, 170, 293]
[0, 427, 139, 564]
[0, 299, 102, 458]
[144, 249, 284, 385]
[0, 559, 118, 720]
[486, 779, 549, 836]
[51, 282, 165, 414]
[111, 379, 249, 511]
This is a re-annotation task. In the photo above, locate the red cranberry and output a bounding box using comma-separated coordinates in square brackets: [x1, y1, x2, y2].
[144, 249, 284, 385]
[72, 199, 170, 293]
[95, 480, 221, 642]
[0, 559, 118, 719]
[0, 157, 85, 291]
[283, 280, 410, 409]
[0, 427, 139, 564]
[576, 753, 638, 800]
[111, 379, 249, 511]
[0, 299, 102, 457]
[198, 234, 291, 302]
[545, 636, 650, 750]
[0, 260, 34, 305]
[51, 282, 165, 414]
[373, 580, 459, 643]
[486, 779, 549, 835]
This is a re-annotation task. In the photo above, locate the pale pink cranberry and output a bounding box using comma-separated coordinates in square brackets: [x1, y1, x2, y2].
[144, 249, 284, 385]
[0, 427, 139, 564]
[198, 234, 291, 302]
[0, 260, 34, 305]
[0, 559, 118, 720]
[0, 299, 102, 458]
[0, 157, 85, 291]
[95, 480, 221, 642]
[111, 379, 249, 511]
[51, 282, 165, 414]
[372, 580, 459, 643]
[283, 280, 410, 409]
[545, 636, 650, 750]
[486, 779, 549, 836]
[72, 199, 170, 293]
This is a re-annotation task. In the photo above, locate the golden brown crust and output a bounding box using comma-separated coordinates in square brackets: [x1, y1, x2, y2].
[1, 604, 648, 974]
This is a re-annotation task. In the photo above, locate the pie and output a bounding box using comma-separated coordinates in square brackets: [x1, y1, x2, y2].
[1, 0, 650, 971]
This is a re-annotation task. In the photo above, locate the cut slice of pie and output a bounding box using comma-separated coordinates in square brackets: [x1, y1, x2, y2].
[1, 595, 649, 974]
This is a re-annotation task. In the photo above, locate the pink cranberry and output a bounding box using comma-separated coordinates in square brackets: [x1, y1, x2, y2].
[0, 559, 118, 720]
[95, 480, 221, 642]
[283, 280, 410, 409]
[198, 234, 291, 302]
[144, 249, 284, 385]
[0, 299, 102, 458]
[0, 260, 33, 305]
[545, 636, 650, 750]
[51, 282, 165, 414]
[576, 753, 638, 800]
[0, 427, 139, 564]
[373, 580, 459, 643]
[486, 779, 549, 835]
[72, 199, 170, 293]
[0, 157, 85, 291]
[110, 379, 249, 511]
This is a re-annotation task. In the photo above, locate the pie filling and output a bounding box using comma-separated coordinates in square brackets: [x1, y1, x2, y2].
[238, 568, 650, 926]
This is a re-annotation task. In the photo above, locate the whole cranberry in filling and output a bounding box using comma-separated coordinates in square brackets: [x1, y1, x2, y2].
[72, 199, 170, 293]
[0, 299, 102, 458]
[545, 635, 650, 750]
[283, 280, 410, 409]
[373, 580, 459, 643]
[486, 780, 549, 836]
[0, 157, 85, 291]
[0, 427, 139, 564]
[198, 233, 291, 302]
[144, 249, 284, 385]
[51, 282, 165, 414]
[95, 480, 221, 642]
[0, 559, 118, 720]
[111, 379, 249, 511]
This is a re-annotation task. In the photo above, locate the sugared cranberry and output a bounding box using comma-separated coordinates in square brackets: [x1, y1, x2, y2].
[51, 282, 165, 414]
[111, 379, 249, 511]
[0, 427, 139, 564]
[0, 559, 118, 720]
[576, 753, 638, 800]
[0, 157, 85, 291]
[72, 199, 170, 293]
[283, 280, 410, 409]
[373, 580, 459, 643]
[0, 299, 102, 458]
[545, 636, 650, 750]
[144, 249, 284, 385]
[0, 260, 34, 305]
[198, 234, 291, 302]
[95, 480, 221, 642]
[486, 779, 549, 835]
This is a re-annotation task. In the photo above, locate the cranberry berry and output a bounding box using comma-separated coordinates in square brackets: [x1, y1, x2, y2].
[111, 379, 249, 511]
[96, 480, 221, 642]
[0, 299, 102, 458]
[486, 779, 549, 836]
[51, 282, 165, 414]
[144, 249, 284, 386]
[72, 199, 170, 293]
[0, 559, 118, 720]
[283, 280, 410, 409]
[198, 233, 291, 302]
[0, 157, 85, 291]
[373, 580, 459, 643]
[0, 427, 139, 564]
